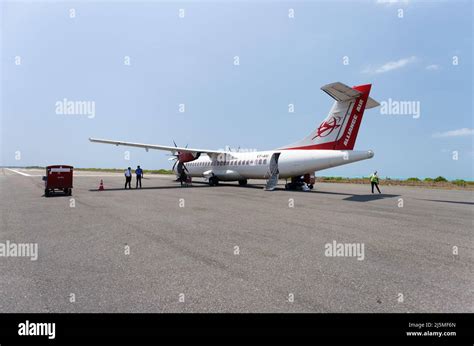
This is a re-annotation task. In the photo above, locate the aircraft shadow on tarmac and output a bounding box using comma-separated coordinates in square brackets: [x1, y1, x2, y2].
[88, 182, 399, 202]
[88, 185, 210, 192]
[342, 194, 399, 202]
[220, 183, 400, 202]
[415, 199, 474, 206]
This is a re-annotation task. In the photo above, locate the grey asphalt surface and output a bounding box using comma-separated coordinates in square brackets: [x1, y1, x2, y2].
[1, 168, 472, 313]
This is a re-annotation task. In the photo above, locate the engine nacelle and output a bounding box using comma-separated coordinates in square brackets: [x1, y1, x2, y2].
[178, 152, 200, 163]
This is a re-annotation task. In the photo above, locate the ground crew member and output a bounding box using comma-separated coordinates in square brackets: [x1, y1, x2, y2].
[135, 165, 143, 189]
[124, 167, 132, 189]
[370, 171, 381, 194]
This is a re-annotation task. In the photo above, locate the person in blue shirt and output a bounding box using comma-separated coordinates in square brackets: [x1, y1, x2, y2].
[135, 165, 143, 189]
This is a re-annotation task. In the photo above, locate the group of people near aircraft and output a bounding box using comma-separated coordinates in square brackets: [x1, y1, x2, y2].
[124, 166, 143, 189]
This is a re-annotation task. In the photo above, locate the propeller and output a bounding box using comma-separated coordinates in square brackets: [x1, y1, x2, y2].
[169, 140, 189, 172]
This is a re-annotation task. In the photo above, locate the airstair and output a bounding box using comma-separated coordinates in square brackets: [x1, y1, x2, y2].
[264, 153, 280, 191]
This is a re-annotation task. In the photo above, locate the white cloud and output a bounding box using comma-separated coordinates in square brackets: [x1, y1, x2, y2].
[363, 56, 417, 74]
[433, 128, 474, 138]
[426, 64, 440, 70]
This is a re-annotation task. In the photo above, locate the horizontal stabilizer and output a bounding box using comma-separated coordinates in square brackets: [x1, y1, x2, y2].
[321, 82, 379, 109]
[321, 82, 361, 102]
[365, 96, 380, 109]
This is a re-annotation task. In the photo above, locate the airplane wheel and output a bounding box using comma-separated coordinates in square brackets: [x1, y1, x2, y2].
[309, 184, 314, 190]
[209, 177, 218, 186]
[238, 179, 247, 186]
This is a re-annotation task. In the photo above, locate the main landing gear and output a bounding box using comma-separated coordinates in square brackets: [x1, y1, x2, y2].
[285, 176, 314, 191]
[209, 176, 219, 186]
[238, 179, 248, 186]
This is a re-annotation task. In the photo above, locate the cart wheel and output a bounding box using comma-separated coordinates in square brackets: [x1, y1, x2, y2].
[68, 189, 72, 196]
[45, 189, 50, 197]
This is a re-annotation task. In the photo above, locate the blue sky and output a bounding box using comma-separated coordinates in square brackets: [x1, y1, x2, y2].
[1, 0, 472, 179]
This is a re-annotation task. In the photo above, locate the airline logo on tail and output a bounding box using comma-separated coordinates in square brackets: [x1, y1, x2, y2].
[312, 116, 342, 139]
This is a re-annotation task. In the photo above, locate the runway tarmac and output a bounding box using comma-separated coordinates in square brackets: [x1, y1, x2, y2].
[1, 168, 472, 312]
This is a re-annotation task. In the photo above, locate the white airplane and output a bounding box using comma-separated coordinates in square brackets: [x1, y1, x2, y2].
[90, 82, 380, 191]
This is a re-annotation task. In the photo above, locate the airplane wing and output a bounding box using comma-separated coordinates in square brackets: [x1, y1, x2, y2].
[89, 137, 228, 156]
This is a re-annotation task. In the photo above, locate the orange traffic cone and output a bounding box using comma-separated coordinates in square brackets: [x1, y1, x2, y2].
[98, 179, 104, 191]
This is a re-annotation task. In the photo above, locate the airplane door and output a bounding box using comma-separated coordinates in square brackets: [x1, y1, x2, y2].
[270, 152, 280, 174]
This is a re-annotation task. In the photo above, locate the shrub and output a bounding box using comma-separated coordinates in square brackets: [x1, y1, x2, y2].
[424, 178, 434, 182]
[406, 177, 421, 182]
[452, 179, 466, 186]
[434, 176, 448, 182]
[147, 169, 174, 175]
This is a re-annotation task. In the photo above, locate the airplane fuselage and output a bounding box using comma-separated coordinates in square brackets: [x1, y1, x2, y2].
[179, 149, 374, 181]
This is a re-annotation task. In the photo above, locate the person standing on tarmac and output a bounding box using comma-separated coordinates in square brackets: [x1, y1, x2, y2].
[370, 171, 381, 194]
[135, 165, 143, 189]
[124, 167, 132, 189]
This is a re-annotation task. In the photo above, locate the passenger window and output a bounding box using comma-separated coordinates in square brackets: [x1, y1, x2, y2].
[263, 159, 267, 165]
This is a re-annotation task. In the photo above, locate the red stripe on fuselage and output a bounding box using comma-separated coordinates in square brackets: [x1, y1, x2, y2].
[282, 142, 336, 150]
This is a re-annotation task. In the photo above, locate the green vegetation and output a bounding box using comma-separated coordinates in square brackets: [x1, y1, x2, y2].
[145, 169, 174, 175]
[75, 168, 123, 173]
[321, 176, 344, 181]
[7, 166, 473, 189]
[451, 179, 466, 187]
[315, 175, 473, 190]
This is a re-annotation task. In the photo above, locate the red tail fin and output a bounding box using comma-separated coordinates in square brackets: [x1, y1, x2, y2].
[282, 82, 379, 150]
[334, 84, 371, 150]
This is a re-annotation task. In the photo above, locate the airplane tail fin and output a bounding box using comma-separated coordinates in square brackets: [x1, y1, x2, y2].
[282, 82, 379, 150]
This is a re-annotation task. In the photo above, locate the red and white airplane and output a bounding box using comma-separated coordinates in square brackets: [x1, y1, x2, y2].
[90, 82, 379, 190]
